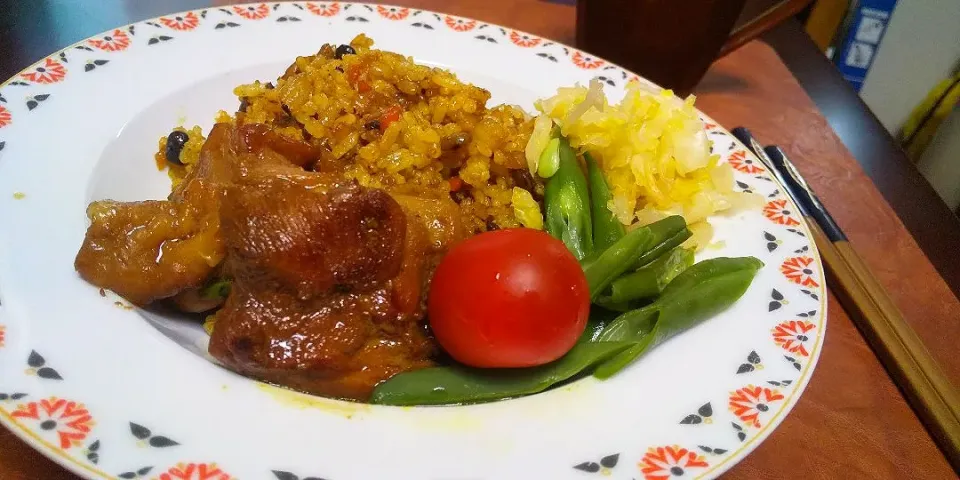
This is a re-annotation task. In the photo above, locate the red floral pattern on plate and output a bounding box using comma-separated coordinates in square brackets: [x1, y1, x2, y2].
[87, 29, 131, 52]
[772, 320, 815, 356]
[509, 30, 541, 47]
[157, 462, 232, 480]
[11, 397, 94, 449]
[233, 3, 270, 20]
[0, 106, 11, 128]
[727, 149, 764, 174]
[729, 385, 784, 428]
[377, 5, 410, 20]
[762, 199, 800, 226]
[0, 325, 5, 347]
[307, 2, 341, 17]
[160, 12, 200, 31]
[571, 51, 604, 69]
[639, 446, 709, 479]
[780, 256, 819, 287]
[445, 16, 477, 31]
[20, 58, 67, 84]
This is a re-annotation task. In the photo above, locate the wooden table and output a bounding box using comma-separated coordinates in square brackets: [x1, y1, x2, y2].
[1, 1, 958, 478]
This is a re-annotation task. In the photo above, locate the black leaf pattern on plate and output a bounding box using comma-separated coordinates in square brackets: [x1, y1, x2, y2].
[128, 422, 180, 447]
[215, 22, 241, 29]
[362, 4, 374, 11]
[117, 467, 153, 480]
[128, 25, 136, 35]
[698, 445, 729, 455]
[147, 35, 174, 45]
[74, 45, 94, 52]
[344, 16, 369, 22]
[735, 180, 752, 193]
[573, 462, 600, 473]
[145, 21, 162, 28]
[200, 10, 208, 18]
[27, 350, 62, 380]
[680, 402, 713, 424]
[273, 3, 281, 10]
[219, 8, 233, 15]
[763, 231, 779, 252]
[59, 52, 68, 63]
[410, 22, 434, 29]
[784, 355, 802, 371]
[474, 35, 497, 43]
[26, 94, 51, 111]
[768, 188, 780, 198]
[767, 379, 793, 387]
[9, 80, 30, 86]
[596, 76, 616, 87]
[85, 439, 100, 464]
[0, 93, 6, 103]
[0, 141, 5, 151]
[731, 422, 747, 442]
[794, 245, 810, 254]
[292, 4, 304, 10]
[796, 310, 817, 318]
[276, 16, 302, 22]
[432, 13, 442, 21]
[736, 350, 762, 374]
[0, 393, 27, 401]
[536, 52, 558, 62]
[786, 227, 806, 237]
[572, 453, 618, 473]
[84, 59, 109, 72]
[768, 288, 786, 312]
[800, 289, 819, 300]
[272, 471, 329, 480]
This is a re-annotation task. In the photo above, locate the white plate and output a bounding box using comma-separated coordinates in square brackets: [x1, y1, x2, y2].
[0, 3, 826, 479]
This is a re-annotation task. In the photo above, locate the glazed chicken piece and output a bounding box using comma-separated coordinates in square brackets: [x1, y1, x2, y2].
[76, 122, 464, 400]
[209, 171, 448, 400]
[74, 123, 322, 306]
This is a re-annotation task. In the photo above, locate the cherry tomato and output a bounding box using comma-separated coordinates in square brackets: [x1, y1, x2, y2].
[428, 228, 590, 368]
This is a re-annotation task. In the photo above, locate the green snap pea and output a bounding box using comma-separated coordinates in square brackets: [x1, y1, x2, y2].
[582, 226, 652, 300]
[586, 152, 625, 252]
[632, 216, 691, 269]
[609, 247, 694, 303]
[370, 341, 634, 406]
[544, 138, 593, 260]
[593, 256, 763, 378]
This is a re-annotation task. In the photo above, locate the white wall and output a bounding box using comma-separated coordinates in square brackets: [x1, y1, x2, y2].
[858, 0, 960, 134]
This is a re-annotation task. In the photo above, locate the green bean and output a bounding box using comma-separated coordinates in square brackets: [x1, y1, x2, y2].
[593, 256, 763, 378]
[632, 216, 691, 269]
[544, 138, 592, 260]
[370, 341, 634, 406]
[610, 247, 694, 303]
[582, 226, 652, 300]
[586, 152, 625, 252]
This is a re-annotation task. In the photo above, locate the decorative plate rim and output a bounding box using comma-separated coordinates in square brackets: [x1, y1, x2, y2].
[0, 3, 827, 479]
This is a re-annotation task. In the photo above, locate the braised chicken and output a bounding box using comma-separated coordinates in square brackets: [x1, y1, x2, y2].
[75, 123, 465, 400]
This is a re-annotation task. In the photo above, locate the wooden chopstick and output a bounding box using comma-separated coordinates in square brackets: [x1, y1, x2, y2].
[731, 128, 960, 471]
